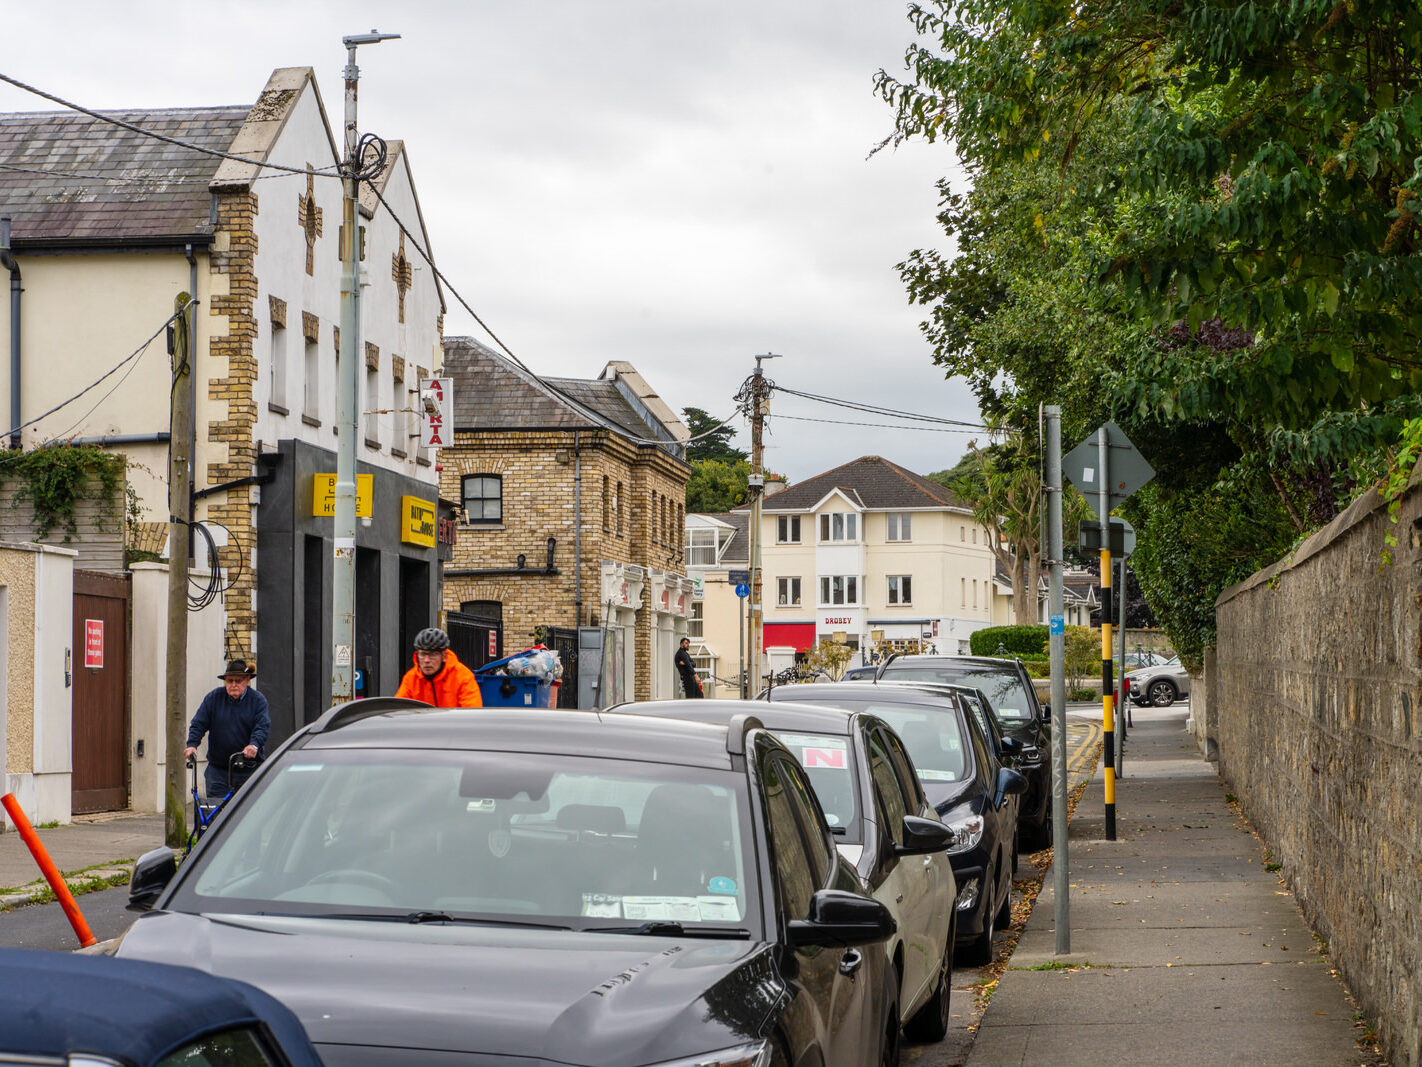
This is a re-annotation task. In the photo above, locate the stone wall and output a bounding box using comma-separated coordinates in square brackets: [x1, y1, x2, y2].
[1214, 468, 1422, 1067]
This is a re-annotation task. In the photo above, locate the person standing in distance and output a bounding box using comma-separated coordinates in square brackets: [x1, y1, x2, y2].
[394, 627, 483, 707]
[184, 659, 270, 799]
[674, 636, 703, 698]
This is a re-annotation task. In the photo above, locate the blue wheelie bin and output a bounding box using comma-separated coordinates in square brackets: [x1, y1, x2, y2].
[476, 651, 555, 708]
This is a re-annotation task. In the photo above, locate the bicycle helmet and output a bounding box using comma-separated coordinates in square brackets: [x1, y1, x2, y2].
[413, 627, 450, 652]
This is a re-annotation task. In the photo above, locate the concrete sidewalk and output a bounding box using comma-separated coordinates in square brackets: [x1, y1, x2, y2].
[0, 811, 164, 907]
[970, 703, 1381, 1066]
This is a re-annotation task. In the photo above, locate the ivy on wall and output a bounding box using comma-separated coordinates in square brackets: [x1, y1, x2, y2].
[0, 444, 127, 541]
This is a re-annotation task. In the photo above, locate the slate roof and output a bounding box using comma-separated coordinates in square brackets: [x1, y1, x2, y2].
[443, 337, 674, 453]
[543, 377, 653, 440]
[705, 511, 749, 565]
[756, 455, 968, 512]
[0, 107, 248, 243]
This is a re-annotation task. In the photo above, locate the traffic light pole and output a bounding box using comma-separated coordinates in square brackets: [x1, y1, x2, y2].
[1044, 405, 1070, 953]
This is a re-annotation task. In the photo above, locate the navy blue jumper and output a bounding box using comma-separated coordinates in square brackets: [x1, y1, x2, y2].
[186, 685, 270, 798]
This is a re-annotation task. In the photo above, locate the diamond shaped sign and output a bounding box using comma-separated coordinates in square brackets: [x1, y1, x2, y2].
[1063, 422, 1154, 521]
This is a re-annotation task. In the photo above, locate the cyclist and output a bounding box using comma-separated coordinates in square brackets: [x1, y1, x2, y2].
[394, 628, 483, 707]
[183, 658, 269, 798]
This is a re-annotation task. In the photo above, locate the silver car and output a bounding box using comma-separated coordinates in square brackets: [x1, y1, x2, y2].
[1126, 657, 1190, 706]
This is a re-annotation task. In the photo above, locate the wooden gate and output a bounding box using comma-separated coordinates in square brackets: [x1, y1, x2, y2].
[71, 570, 129, 813]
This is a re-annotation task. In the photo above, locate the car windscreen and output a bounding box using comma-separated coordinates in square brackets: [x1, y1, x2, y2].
[883, 663, 1036, 722]
[772, 732, 862, 844]
[173, 749, 758, 933]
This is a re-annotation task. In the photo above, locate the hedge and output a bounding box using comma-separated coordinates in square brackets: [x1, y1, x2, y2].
[969, 625, 1048, 657]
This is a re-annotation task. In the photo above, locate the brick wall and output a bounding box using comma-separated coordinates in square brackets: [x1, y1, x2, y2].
[1213, 470, 1422, 1066]
[439, 428, 689, 697]
[203, 189, 260, 659]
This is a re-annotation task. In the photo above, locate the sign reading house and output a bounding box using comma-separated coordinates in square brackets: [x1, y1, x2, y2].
[402, 495, 437, 547]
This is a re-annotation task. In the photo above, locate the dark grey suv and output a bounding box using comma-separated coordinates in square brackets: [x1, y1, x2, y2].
[877, 656, 1053, 848]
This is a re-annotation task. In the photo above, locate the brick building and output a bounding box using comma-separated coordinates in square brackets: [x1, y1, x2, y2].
[0, 67, 447, 745]
[439, 338, 692, 705]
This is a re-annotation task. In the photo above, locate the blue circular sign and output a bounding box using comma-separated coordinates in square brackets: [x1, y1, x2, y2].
[735, 583, 750, 598]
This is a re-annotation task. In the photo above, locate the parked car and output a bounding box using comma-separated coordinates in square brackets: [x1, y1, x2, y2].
[0, 946, 321, 1067]
[841, 664, 878, 681]
[612, 697, 957, 1043]
[116, 699, 900, 1067]
[876, 655, 1053, 848]
[762, 682, 1027, 965]
[1126, 657, 1191, 706]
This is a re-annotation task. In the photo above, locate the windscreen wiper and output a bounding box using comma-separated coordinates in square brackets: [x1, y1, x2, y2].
[586, 921, 752, 939]
[298, 911, 572, 930]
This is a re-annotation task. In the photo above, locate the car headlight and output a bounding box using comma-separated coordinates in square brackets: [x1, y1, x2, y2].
[647, 1042, 770, 1067]
[944, 814, 984, 854]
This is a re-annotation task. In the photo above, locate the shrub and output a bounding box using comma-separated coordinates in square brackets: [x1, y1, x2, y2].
[970, 625, 1048, 657]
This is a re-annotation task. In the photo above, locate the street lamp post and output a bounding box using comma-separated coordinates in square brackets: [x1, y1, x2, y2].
[331, 30, 398, 707]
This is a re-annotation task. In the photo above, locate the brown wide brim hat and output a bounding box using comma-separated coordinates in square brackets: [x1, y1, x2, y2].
[219, 658, 256, 679]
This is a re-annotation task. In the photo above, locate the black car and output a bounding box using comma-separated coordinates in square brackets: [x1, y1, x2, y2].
[763, 683, 1026, 965]
[0, 946, 321, 1066]
[878, 656, 1053, 848]
[116, 699, 899, 1067]
[611, 698, 957, 1045]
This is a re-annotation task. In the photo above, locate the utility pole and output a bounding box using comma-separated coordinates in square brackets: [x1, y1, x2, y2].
[1043, 405, 1070, 953]
[747, 353, 779, 694]
[164, 293, 194, 849]
[331, 30, 398, 707]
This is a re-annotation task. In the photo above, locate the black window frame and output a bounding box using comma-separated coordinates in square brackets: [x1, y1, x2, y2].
[461, 474, 503, 524]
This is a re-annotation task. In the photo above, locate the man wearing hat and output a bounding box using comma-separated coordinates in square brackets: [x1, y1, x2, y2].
[184, 659, 271, 799]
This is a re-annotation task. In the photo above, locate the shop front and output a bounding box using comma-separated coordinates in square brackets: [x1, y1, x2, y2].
[597, 561, 644, 707]
[256, 439, 454, 741]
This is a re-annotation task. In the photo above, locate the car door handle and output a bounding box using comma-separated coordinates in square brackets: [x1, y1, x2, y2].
[839, 948, 863, 978]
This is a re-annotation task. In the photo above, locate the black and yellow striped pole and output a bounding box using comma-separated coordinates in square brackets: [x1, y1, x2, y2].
[1098, 429, 1117, 840]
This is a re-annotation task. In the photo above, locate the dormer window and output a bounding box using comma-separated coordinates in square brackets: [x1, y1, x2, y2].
[818, 512, 858, 542]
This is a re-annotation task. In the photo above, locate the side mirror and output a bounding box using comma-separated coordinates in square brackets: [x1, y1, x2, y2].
[127, 846, 177, 912]
[897, 814, 953, 855]
[994, 767, 1029, 809]
[787, 889, 896, 948]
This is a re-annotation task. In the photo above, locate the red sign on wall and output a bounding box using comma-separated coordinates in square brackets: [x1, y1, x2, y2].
[84, 619, 104, 669]
[488, 632, 497, 657]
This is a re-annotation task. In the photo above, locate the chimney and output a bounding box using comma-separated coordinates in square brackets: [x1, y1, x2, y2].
[764, 477, 786, 496]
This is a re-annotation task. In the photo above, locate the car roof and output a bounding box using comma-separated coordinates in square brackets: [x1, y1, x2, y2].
[301, 703, 744, 770]
[882, 655, 1019, 669]
[0, 948, 320, 1064]
[769, 681, 959, 708]
[615, 698, 856, 737]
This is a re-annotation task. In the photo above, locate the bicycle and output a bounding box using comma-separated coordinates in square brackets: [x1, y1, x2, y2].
[186, 751, 260, 854]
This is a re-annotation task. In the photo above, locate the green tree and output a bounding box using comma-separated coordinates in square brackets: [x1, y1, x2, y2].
[682, 407, 747, 465]
[685, 459, 750, 513]
[1063, 626, 1099, 692]
[804, 637, 855, 682]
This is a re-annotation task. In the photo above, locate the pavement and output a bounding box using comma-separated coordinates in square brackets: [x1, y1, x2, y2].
[0, 705, 1383, 1065]
[0, 811, 163, 908]
[969, 702, 1382, 1066]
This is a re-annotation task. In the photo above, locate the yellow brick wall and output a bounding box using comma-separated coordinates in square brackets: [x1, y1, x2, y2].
[439, 428, 689, 697]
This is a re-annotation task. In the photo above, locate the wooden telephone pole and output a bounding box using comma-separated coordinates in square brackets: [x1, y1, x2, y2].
[747, 353, 779, 694]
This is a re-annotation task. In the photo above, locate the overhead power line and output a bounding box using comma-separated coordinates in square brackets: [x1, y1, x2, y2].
[772, 383, 988, 429]
[0, 71, 342, 180]
[772, 412, 992, 434]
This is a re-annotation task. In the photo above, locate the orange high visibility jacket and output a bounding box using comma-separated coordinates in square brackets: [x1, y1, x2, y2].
[393, 649, 483, 707]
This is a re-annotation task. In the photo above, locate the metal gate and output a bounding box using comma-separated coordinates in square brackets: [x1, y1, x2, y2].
[71, 570, 129, 813]
[448, 607, 501, 673]
[536, 625, 579, 709]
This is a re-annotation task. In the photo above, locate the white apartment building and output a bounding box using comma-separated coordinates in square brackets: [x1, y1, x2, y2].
[739, 456, 1000, 669]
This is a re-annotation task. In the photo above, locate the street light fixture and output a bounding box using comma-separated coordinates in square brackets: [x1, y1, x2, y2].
[331, 29, 399, 707]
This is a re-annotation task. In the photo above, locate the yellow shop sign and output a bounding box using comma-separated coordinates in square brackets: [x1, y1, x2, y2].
[402, 495, 437, 547]
[312, 474, 373, 518]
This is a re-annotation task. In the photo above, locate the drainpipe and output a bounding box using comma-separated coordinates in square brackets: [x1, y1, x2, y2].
[184, 244, 199, 509]
[573, 431, 582, 627]
[1, 217, 20, 450]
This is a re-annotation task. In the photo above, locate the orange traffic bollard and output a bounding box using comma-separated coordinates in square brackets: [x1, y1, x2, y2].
[1, 793, 97, 948]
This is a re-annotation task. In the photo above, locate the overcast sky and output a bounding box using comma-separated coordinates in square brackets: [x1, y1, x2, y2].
[1, 1, 979, 483]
